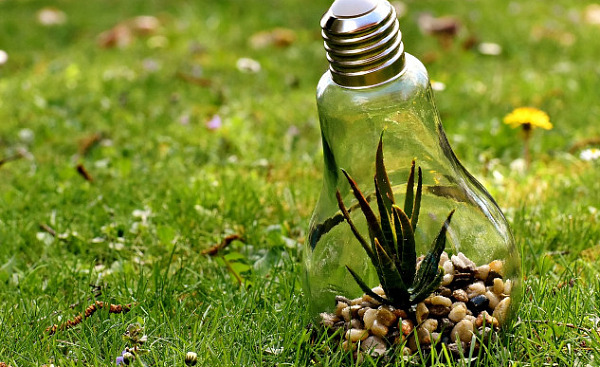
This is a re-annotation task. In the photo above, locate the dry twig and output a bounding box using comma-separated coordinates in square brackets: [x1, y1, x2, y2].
[201, 234, 243, 256]
[76, 163, 94, 182]
[46, 301, 133, 335]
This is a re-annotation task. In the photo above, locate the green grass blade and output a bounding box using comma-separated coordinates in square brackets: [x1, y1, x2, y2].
[411, 166, 423, 232]
[341, 169, 386, 250]
[375, 132, 395, 213]
[345, 265, 389, 305]
[393, 205, 416, 287]
[413, 210, 455, 291]
[403, 160, 416, 218]
[374, 175, 396, 258]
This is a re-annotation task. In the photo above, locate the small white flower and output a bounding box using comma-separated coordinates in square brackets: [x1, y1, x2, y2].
[236, 57, 261, 73]
[0, 49, 8, 65]
[580, 148, 600, 161]
[431, 80, 446, 91]
[478, 42, 502, 56]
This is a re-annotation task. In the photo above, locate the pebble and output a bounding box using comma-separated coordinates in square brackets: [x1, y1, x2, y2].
[431, 295, 452, 307]
[466, 281, 486, 299]
[442, 273, 454, 286]
[438, 286, 452, 297]
[346, 328, 369, 342]
[421, 318, 438, 332]
[363, 308, 377, 329]
[504, 279, 513, 295]
[492, 278, 504, 295]
[439, 252, 449, 265]
[416, 302, 429, 324]
[475, 264, 490, 280]
[485, 290, 500, 310]
[452, 289, 468, 303]
[358, 307, 369, 319]
[486, 270, 502, 285]
[439, 318, 454, 332]
[443, 260, 454, 275]
[350, 298, 363, 305]
[429, 305, 450, 317]
[475, 311, 499, 328]
[342, 340, 356, 351]
[341, 306, 351, 322]
[401, 318, 414, 336]
[448, 302, 467, 323]
[493, 297, 511, 326]
[335, 302, 348, 316]
[371, 286, 385, 296]
[468, 294, 489, 313]
[361, 335, 386, 354]
[363, 294, 381, 306]
[335, 296, 351, 304]
[320, 312, 338, 328]
[370, 320, 389, 338]
[489, 260, 504, 277]
[393, 308, 408, 319]
[452, 273, 474, 288]
[377, 306, 397, 327]
[349, 319, 362, 329]
[417, 327, 432, 344]
[451, 252, 476, 272]
[350, 304, 362, 317]
[450, 319, 474, 343]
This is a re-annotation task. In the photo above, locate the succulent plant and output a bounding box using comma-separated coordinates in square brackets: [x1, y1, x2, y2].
[336, 134, 455, 310]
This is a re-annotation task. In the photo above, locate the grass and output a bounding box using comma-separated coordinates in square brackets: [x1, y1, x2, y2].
[0, 0, 599, 365]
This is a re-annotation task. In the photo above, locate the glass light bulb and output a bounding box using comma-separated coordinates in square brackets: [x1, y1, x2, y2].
[304, 0, 520, 329]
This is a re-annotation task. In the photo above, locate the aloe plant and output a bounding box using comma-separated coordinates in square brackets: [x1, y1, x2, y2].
[336, 135, 455, 310]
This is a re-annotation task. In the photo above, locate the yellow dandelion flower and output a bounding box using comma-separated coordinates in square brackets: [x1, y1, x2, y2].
[503, 107, 552, 130]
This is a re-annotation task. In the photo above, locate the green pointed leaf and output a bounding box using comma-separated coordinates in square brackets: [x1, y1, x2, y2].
[411, 167, 422, 232]
[403, 161, 416, 218]
[410, 268, 443, 304]
[375, 133, 395, 213]
[374, 238, 409, 306]
[374, 176, 396, 257]
[393, 205, 416, 287]
[345, 265, 389, 305]
[341, 169, 386, 249]
[413, 210, 455, 291]
[335, 190, 376, 262]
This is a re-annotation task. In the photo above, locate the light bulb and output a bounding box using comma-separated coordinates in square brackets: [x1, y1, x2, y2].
[303, 0, 521, 353]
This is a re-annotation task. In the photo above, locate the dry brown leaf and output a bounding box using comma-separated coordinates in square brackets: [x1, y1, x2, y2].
[250, 28, 296, 49]
[97, 15, 160, 49]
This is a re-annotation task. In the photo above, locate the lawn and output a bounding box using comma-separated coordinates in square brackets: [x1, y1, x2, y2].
[0, 0, 599, 365]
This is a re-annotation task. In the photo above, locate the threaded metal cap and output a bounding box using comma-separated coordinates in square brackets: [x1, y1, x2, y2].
[321, 0, 405, 87]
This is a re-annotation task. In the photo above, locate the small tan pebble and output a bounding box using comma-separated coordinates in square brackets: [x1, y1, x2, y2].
[452, 289, 469, 303]
[320, 312, 338, 327]
[429, 305, 450, 317]
[448, 302, 467, 323]
[371, 286, 385, 296]
[346, 328, 369, 342]
[393, 308, 408, 318]
[342, 340, 357, 351]
[393, 333, 406, 345]
[438, 286, 452, 297]
[439, 251, 449, 265]
[341, 306, 352, 322]
[492, 278, 504, 295]
[350, 304, 362, 317]
[431, 295, 452, 307]
[335, 302, 348, 316]
[336, 296, 351, 304]
[452, 252, 476, 272]
[485, 290, 500, 310]
[363, 308, 377, 329]
[489, 260, 504, 277]
[416, 302, 429, 324]
[492, 297, 511, 326]
[407, 335, 418, 352]
[467, 281, 486, 299]
[401, 318, 414, 336]
[421, 318, 438, 332]
[417, 326, 431, 345]
[376, 306, 397, 327]
[361, 301, 374, 308]
[358, 306, 369, 318]
[442, 260, 454, 275]
[442, 273, 453, 286]
[350, 297, 363, 305]
[363, 294, 381, 306]
[475, 264, 490, 280]
[349, 319, 362, 329]
[401, 346, 412, 356]
[477, 326, 494, 344]
[504, 279, 513, 295]
[450, 319, 474, 343]
[370, 320, 389, 338]
[475, 311, 499, 328]
[464, 315, 476, 323]
[430, 332, 442, 344]
[361, 335, 386, 353]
